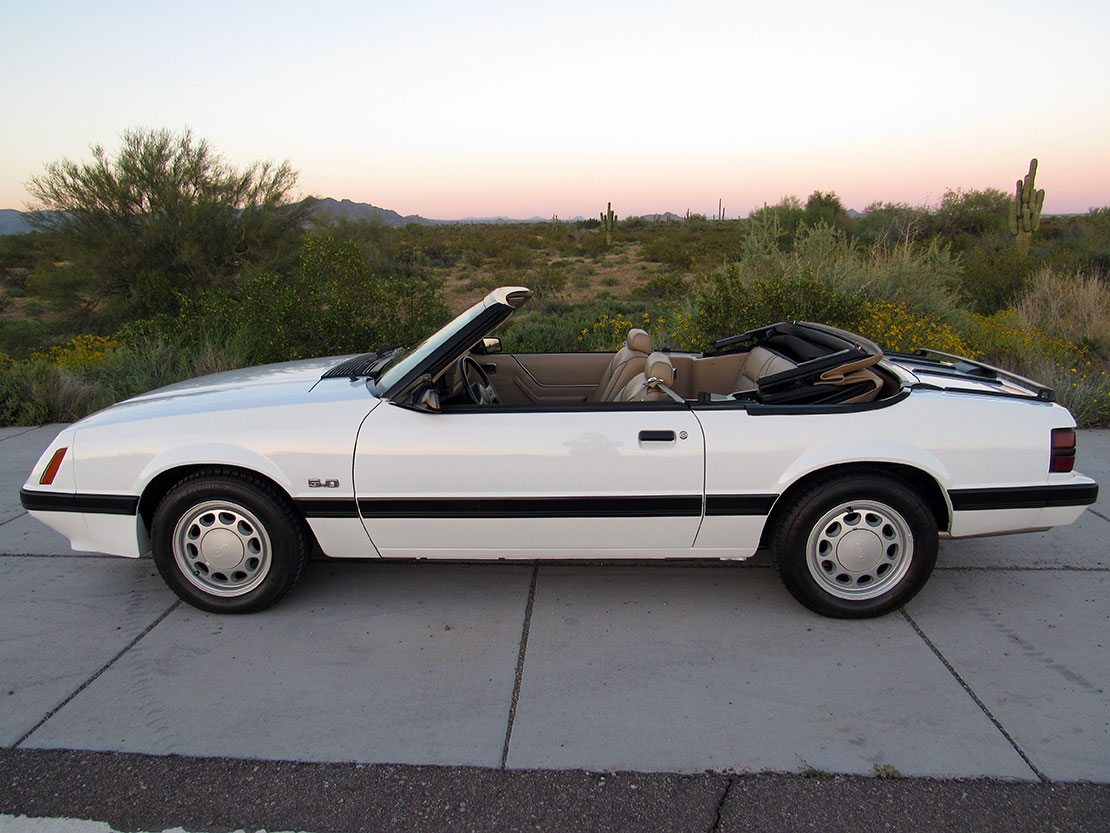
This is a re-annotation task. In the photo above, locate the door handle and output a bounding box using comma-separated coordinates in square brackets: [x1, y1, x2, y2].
[638, 430, 676, 443]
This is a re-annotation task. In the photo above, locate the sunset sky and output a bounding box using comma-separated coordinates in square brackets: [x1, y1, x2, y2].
[3, 0, 1108, 219]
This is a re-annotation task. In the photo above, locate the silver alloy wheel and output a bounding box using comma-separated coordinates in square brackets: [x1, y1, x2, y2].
[805, 499, 913, 600]
[172, 499, 272, 597]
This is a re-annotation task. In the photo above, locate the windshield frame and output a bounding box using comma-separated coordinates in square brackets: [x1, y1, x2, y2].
[372, 286, 531, 400]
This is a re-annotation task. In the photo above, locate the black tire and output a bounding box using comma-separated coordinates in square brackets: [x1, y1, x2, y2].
[771, 472, 937, 619]
[151, 470, 309, 614]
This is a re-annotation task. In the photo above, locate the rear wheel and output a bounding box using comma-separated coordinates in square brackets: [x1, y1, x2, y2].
[152, 471, 309, 613]
[771, 473, 937, 618]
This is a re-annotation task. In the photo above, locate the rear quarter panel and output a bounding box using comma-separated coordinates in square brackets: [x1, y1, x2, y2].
[693, 388, 1079, 549]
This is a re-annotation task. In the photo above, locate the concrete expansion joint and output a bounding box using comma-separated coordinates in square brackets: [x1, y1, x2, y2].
[937, 564, 1110, 572]
[11, 599, 181, 750]
[501, 563, 539, 769]
[0, 427, 41, 443]
[1088, 507, 1110, 524]
[900, 609, 1049, 784]
[0, 552, 122, 559]
[0, 511, 26, 528]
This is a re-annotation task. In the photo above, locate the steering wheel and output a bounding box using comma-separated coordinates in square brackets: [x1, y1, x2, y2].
[457, 355, 500, 405]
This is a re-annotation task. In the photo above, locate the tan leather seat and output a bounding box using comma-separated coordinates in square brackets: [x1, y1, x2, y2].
[617, 352, 676, 402]
[732, 346, 797, 391]
[592, 328, 651, 401]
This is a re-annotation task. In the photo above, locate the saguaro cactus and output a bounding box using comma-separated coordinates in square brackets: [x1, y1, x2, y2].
[601, 202, 616, 246]
[1009, 158, 1046, 255]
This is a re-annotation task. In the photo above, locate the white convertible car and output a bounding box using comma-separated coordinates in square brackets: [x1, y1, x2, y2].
[21, 286, 1098, 618]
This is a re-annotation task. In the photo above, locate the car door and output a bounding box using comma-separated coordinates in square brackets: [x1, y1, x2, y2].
[479, 352, 613, 404]
[353, 402, 706, 557]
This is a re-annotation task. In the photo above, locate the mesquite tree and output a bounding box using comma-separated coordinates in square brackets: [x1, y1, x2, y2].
[27, 128, 313, 318]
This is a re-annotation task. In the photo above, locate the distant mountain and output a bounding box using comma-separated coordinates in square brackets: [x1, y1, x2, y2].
[638, 212, 686, 223]
[310, 197, 447, 227]
[455, 215, 549, 224]
[0, 200, 697, 234]
[0, 209, 32, 235]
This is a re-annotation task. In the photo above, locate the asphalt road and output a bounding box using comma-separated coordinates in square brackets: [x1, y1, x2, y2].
[2, 425, 1107, 832]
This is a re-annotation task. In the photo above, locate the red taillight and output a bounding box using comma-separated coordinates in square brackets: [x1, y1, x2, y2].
[39, 447, 67, 485]
[1050, 429, 1075, 473]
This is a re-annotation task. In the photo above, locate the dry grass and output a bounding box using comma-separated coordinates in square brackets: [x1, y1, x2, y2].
[1016, 266, 1110, 350]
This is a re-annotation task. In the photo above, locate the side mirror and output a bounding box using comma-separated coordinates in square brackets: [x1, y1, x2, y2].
[473, 337, 502, 355]
[415, 385, 441, 412]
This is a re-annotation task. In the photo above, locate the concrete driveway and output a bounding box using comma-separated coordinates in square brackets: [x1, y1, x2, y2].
[2, 425, 1107, 786]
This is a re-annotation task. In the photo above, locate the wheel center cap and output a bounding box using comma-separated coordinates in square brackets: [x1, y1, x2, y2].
[836, 529, 883, 572]
[201, 528, 244, 570]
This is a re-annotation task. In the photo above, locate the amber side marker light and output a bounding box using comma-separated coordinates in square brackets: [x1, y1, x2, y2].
[1050, 428, 1076, 473]
[39, 447, 67, 485]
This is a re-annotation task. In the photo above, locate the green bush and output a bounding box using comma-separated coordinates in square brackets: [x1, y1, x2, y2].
[634, 272, 687, 299]
[957, 246, 1036, 314]
[0, 360, 50, 425]
[160, 236, 450, 364]
[497, 246, 537, 270]
[695, 268, 866, 347]
[527, 265, 568, 301]
[578, 233, 608, 259]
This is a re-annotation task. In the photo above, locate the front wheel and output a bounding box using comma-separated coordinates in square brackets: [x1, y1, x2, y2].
[151, 471, 309, 613]
[771, 473, 938, 618]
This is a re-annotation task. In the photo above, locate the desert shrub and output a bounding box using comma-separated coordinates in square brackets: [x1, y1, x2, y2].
[963, 310, 1081, 370]
[1031, 360, 1110, 427]
[855, 301, 974, 355]
[849, 239, 965, 327]
[527, 265, 568, 301]
[853, 202, 932, 246]
[932, 188, 1011, 245]
[159, 236, 449, 364]
[578, 309, 700, 352]
[578, 233, 608, 259]
[1015, 266, 1110, 354]
[804, 191, 849, 230]
[959, 312, 1110, 425]
[0, 319, 53, 359]
[497, 301, 638, 353]
[748, 196, 805, 245]
[694, 269, 866, 348]
[0, 359, 50, 425]
[0, 324, 273, 425]
[1039, 207, 1110, 273]
[968, 320, 1110, 428]
[641, 237, 694, 270]
[32, 334, 121, 371]
[419, 241, 456, 268]
[497, 246, 537, 269]
[956, 246, 1036, 314]
[634, 272, 687, 299]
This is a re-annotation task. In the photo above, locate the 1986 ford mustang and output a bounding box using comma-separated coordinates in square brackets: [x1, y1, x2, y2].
[21, 286, 1098, 618]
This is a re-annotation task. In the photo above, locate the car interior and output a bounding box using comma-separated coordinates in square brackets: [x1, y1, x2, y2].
[436, 321, 900, 409]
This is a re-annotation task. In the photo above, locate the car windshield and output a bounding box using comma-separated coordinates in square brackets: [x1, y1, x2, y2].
[374, 297, 489, 392]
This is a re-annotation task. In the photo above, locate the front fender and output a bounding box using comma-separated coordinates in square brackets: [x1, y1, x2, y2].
[136, 443, 293, 496]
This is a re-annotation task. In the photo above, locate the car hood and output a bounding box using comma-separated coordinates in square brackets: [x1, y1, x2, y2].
[74, 355, 374, 429]
[129, 355, 353, 400]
